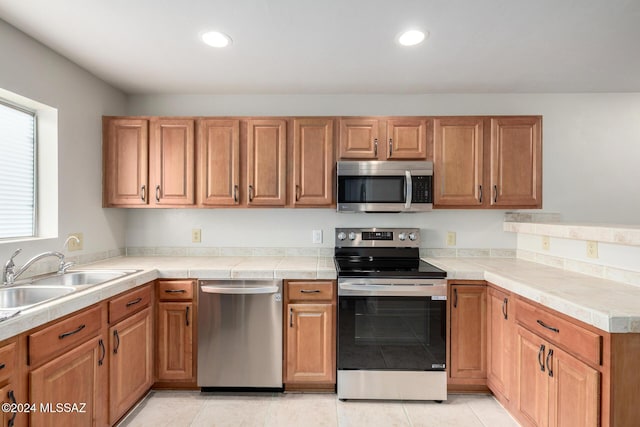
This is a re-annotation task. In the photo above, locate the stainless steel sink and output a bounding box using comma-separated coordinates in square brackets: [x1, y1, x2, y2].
[31, 270, 135, 288]
[0, 269, 140, 311]
[0, 285, 75, 310]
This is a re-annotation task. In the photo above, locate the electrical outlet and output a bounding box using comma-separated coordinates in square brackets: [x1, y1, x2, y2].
[312, 230, 323, 244]
[192, 229, 202, 243]
[586, 241, 598, 259]
[67, 233, 83, 251]
[542, 236, 550, 251]
[446, 231, 456, 246]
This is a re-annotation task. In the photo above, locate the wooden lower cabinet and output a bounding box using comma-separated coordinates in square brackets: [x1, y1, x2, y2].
[0, 383, 17, 427]
[283, 280, 336, 390]
[286, 303, 334, 384]
[487, 285, 513, 402]
[109, 307, 153, 425]
[515, 325, 599, 427]
[29, 335, 107, 427]
[448, 282, 487, 388]
[157, 302, 194, 382]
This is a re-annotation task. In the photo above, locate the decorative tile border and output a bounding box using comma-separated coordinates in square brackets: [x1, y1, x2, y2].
[517, 249, 640, 288]
[505, 221, 640, 246]
[422, 248, 516, 258]
[504, 212, 562, 223]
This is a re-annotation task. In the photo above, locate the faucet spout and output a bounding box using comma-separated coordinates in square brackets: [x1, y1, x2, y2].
[2, 250, 68, 286]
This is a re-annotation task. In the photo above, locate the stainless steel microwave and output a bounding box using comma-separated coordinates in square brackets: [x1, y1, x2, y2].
[337, 161, 433, 213]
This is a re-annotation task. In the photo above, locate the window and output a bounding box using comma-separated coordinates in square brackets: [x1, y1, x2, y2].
[0, 100, 36, 239]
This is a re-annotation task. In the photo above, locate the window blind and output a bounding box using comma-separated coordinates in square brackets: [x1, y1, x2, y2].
[0, 101, 35, 239]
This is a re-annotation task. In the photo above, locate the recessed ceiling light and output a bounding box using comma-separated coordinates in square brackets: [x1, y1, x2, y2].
[398, 30, 427, 46]
[201, 31, 232, 48]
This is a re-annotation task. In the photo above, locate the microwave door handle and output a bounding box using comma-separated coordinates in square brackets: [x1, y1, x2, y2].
[405, 171, 413, 209]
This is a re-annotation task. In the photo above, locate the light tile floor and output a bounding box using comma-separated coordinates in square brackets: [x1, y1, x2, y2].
[117, 391, 520, 427]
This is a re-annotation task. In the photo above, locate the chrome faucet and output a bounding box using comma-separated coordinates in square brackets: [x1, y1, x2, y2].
[2, 249, 70, 286]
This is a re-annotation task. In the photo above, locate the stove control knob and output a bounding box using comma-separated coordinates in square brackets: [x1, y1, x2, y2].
[337, 232, 346, 241]
[348, 232, 356, 240]
[398, 232, 407, 241]
[409, 232, 417, 241]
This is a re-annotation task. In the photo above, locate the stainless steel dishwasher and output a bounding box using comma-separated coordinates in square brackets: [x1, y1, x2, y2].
[197, 279, 283, 390]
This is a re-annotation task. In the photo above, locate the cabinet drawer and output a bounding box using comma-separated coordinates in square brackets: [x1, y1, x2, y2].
[287, 281, 334, 302]
[29, 305, 102, 367]
[158, 280, 194, 301]
[0, 342, 16, 383]
[109, 284, 152, 324]
[515, 298, 602, 366]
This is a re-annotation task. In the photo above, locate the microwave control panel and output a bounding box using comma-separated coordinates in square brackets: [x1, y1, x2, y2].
[412, 175, 432, 203]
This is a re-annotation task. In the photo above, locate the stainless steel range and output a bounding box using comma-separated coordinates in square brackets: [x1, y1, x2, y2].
[335, 227, 448, 401]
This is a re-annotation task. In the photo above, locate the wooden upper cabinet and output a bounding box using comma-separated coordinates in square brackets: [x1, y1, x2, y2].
[103, 118, 149, 206]
[293, 118, 334, 206]
[386, 119, 428, 160]
[339, 118, 380, 159]
[149, 118, 195, 206]
[434, 118, 484, 207]
[197, 119, 240, 206]
[247, 119, 287, 206]
[490, 117, 542, 208]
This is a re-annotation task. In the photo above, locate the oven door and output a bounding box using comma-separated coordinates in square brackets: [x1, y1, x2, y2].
[337, 282, 446, 372]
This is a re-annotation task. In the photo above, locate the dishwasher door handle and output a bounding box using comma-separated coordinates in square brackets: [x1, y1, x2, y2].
[200, 285, 279, 295]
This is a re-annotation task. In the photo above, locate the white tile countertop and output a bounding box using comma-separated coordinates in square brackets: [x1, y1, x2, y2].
[0, 256, 336, 342]
[2, 254, 640, 342]
[424, 257, 640, 333]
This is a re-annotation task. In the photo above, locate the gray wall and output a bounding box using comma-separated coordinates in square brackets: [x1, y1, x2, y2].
[0, 19, 128, 263]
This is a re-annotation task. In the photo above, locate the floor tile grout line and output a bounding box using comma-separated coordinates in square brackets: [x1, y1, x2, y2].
[402, 401, 415, 427]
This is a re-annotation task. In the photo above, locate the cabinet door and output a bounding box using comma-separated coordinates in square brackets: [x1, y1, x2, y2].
[487, 286, 512, 401]
[449, 284, 487, 379]
[285, 303, 335, 384]
[434, 118, 484, 206]
[549, 346, 599, 427]
[157, 302, 194, 382]
[0, 384, 16, 427]
[490, 117, 542, 207]
[197, 119, 240, 206]
[247, 119, 287, 206]
[515, 326, 550, 427]
[149, 118, 195, 206]
[103, 118, 148, 206]
[30, 335, 107, 427]
[386, 119, 428, 160]
[338, 118, 380, 159]
[109, 307, 153, 424]
[293, 118, 334, 206]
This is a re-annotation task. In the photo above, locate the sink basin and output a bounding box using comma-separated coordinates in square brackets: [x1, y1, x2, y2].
[0, 285, 75, 310]
[31, 270, 134, 288]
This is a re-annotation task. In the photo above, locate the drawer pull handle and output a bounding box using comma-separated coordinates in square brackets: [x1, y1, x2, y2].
[141, 185, 146, 202]
[165, 289, 186, 294]
[295, 185, 301, 202]
[538, 344, 546, 372]
[502, 297, 508, 320]
[8, 389, 16, 427]
[58, 324, 86, 339]
[126, 297, 142, 307]
[289, 307, 293, 328]
[113, 330, 120, 354]
[374, 138, 378, 156]
[300, 289, 321, 293]
[186, 306, 190, 327]
[453, 288, 458, 308]
[536, 319, 560, 333]
[248, 184, 254, 202]
[98, 339, 106, 366]
[389, 138, 393, 157]
[0, 363, 5, 370]
[546, 349, 554, 377]
[479, 185, 483, 204]
[234, 184, 239, 203]
[493, 185, 498, 203]
[155, 185, 161, 202]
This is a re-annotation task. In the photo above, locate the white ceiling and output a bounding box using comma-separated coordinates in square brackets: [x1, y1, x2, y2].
[1, 0, 639, 95]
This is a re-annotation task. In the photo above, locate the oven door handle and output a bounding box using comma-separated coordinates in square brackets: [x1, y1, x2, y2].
[338, 282, 447, 297]
[404, 171, 413, 209]
[200, 285, 279, 295]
